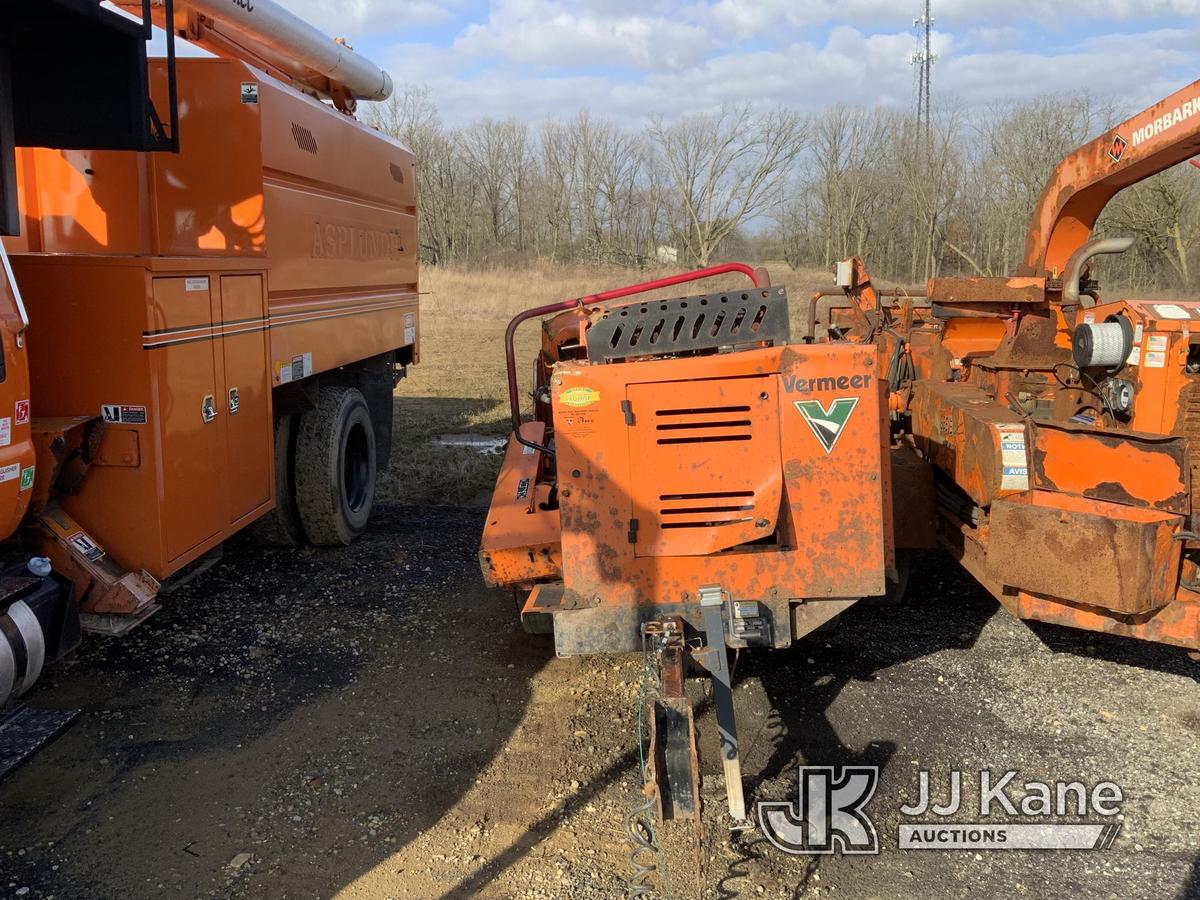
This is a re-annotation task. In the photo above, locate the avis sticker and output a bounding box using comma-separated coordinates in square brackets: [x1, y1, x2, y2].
[14, 399, 29, 426]
[19, 466, 34, 491]
[794, 397, 859, 454]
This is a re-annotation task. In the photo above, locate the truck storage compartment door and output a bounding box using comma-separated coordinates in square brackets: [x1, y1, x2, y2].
[151, 276, 223, 563]
[625, 377, 780, 557]
[217, 275, 271, 524]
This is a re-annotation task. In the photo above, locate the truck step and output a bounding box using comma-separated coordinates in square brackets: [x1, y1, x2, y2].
[0, 705, 80, 781]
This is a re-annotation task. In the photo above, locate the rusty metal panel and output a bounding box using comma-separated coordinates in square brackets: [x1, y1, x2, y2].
[927, 276, 1045, 305]
[625, 376, 781, 557]
[1011, 590, 1200, 651]
[1030, 421, 1189, 514]
[987, 491, 1183, 615]
[551, 344, 890, 617]
[910, 380, 1028, 508]
[479, 422, 562, 587]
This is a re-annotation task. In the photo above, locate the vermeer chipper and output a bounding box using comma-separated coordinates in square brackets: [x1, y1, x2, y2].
[480, 264, 894, 820]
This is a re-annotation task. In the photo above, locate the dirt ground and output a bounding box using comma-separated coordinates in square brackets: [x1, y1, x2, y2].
[2, 266, 1199, 899]
[2, 508, 1198, 899]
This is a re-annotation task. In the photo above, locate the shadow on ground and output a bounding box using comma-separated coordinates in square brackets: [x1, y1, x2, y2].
[0, 489, 549, 898]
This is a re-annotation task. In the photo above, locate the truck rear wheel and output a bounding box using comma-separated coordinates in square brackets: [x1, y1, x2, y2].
[248, 414, 306, 547]
[294, 386, 377, 546]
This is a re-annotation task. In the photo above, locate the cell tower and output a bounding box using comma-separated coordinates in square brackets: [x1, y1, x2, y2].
[908, 0, 935, 145]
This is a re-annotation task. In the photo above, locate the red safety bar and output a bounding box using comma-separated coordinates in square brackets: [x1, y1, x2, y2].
[505, 263, 769, 455]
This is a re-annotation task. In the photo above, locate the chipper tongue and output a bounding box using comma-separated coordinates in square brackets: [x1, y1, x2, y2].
[643, 586, 748, 824]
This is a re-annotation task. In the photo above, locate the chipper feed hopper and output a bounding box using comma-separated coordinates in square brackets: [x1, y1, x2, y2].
[480, 264, 895, 822]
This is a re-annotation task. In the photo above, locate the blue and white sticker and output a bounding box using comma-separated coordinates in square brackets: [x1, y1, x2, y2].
[997, 424, 1029, 491]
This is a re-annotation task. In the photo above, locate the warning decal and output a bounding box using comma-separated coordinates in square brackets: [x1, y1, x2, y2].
[278, 353, 313, 385]
[0, 463, 17, 484]
[14, 399, 29, 426]
[102, 404, 148, 425]
[19, 466, 33, 492]
[66, 531, 105, 562]
[0, 417, 11, 448]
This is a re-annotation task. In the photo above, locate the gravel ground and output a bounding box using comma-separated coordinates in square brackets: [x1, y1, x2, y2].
[0, 504, 1197, 899]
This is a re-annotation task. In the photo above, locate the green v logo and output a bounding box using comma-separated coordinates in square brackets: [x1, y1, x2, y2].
[794, 397, 859, 454]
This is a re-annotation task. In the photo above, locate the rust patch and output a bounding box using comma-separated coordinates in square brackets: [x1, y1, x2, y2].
[1031, 423, 1189, 513]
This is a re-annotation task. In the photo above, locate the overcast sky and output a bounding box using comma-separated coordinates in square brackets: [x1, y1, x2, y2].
[200, 1, 1200, 123]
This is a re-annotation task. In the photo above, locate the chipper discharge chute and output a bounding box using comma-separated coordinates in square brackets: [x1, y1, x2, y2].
[479, 263, 894, 823]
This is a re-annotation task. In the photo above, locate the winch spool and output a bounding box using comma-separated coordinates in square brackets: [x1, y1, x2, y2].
[1072, 316, 1133, 370]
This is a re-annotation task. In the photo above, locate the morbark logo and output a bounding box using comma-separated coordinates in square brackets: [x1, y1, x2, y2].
[1108, 135, 1127, 163]
[794, 397, 859, 453]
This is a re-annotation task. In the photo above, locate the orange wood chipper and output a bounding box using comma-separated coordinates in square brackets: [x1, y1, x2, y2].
[480, 264, 896, 821]
[818, 77, 1200, 655]
[480, 78, 1200, 830]
[0, 0, 416, 728]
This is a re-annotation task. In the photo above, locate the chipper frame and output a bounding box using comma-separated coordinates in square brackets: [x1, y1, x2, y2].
[480, 264, 894, 822]
[819, 77, 1200, 653]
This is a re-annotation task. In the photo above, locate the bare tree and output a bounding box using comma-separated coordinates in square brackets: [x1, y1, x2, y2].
[650, 105, 808, 266]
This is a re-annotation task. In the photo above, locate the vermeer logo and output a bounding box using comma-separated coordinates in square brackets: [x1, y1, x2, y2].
[560, 387, 600, 408]
[794, 397, 859, 453]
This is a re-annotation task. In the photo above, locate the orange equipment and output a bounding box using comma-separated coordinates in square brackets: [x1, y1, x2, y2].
[0, 0, 416, 714]
[820, 77, 1200, 653]
[480, 264, 894, 820]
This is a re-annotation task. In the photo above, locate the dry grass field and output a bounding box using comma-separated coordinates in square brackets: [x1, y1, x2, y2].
[381, 261, 832, 505]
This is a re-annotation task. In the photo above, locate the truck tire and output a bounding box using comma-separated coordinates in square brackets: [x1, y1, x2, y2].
[248, 414, 306, 547]
[294, 386, 377, 546]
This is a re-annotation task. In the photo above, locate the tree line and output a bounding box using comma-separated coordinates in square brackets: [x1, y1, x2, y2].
[368, 87, 1200, 291]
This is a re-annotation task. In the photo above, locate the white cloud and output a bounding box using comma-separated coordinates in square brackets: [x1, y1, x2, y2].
[376, 19, 1197, 127]
[454, 0, 715, 70]
[277, 0, 461, 35]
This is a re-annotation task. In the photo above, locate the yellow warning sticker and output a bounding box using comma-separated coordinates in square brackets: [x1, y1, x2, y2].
[560, 387, 600, 408]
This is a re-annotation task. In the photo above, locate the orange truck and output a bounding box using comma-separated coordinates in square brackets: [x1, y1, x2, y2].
[0, 0, 417, 719]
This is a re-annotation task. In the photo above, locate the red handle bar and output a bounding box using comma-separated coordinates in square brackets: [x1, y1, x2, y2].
[504, 263, 769, 456]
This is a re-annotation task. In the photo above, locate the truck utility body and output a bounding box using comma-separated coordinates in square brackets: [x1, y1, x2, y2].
[0, 0, 416, 725]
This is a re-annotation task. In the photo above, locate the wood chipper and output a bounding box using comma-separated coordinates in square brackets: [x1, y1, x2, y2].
[480, 264, 894, 822]
[819, 77, 1200, 653]
[0, 0, 416, 746]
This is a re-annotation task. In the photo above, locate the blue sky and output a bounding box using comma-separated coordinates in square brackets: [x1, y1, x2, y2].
[198, 1, 1200, 123]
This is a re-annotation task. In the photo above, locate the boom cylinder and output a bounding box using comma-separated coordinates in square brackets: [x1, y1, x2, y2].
[120, 0, 394, 101]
